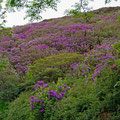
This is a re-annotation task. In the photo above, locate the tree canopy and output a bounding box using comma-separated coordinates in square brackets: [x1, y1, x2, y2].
[105, 0, 118, 4]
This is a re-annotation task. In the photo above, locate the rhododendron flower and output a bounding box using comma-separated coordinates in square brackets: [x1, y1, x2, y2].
[57, 94, 62, 99]
[63, 90, 66, 92]
[30, 96, 35, 99]
[66, 87, 71, 90]
[42, 45, 49, 49]
[44, 84, 49, 87]
[38, 81, 44, 84]
[36, 100, 41, 102]
[110, 64, 116, 69]
[42, 104, 44, 106]
[31, 105, 35, 109]
[30, 99, 35, 102]
[61, 92, 65, 96]
[59, 86, 63, 89]
[35, 88, 38, 91]
[63, 85, 66, 88]
[41, 108, 45, 112]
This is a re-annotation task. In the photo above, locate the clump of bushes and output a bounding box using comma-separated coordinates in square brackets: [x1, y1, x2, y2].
[43, 61, 120, 120]
[7, 91, 33, 120]
[37, 68, 63, 83]
[26, 53, 84, 82]
[7, 78, 73, 120]
[0, 56, 20, 101]
[0, 101, 9, 120]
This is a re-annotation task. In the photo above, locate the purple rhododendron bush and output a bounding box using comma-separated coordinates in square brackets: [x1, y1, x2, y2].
[1, 7, 120, 120]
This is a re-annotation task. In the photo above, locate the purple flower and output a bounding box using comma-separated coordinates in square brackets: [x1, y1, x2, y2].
[34, 84, 38, 87]
[36, 100, 41, 102]
[38, 85, 42, 88]
[42, 104, 44, 106]
[30, 99, 35, 103]
[42, 45, 49, 49]
[57, 94, 62, 99]
[44, 84, 49, 87]
[63, 85, 66, 88]
[63, 90, 66, 92]
[66, 87, 71, 90]
[31, 105, 35, 109]
[41, 108, 44, 112]
[47, 90, 54, 94]
[38, 81, 44, 85]
[92, 78, 96, 81]
[48, 95, 51, 98]
[35, 88, 38, 91]
[97, 57, 101, 60]
[103, 56, 107, 59]
[30, 96, 35, 99]
[34, 84, 42, 88]
[59, 86, 63, 89]
[61, 92, 65, 96]
[110, 64, 116, 69]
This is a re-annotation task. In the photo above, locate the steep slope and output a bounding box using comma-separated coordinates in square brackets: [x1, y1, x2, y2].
[0, 7, 120, 120]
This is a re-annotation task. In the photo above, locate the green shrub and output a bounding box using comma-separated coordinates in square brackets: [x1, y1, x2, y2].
[36, 68, 63, 83]
[27, 53, 84, 82]
[43, 63, 120, 120]
[43, 77, 99, 120]
[0, 56, 9, 71]
[0, 56, 20, 101]
[7, 91, 34, 120]
[0, 101, 10, 120]
[114, 42, 120, 54]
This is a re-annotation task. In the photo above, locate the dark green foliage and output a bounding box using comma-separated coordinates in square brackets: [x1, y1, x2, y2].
[0, 56, 20, 101]
[37, 68, 63, 83]
[7, 91, 34, 120]
[0, 101, 9, 120]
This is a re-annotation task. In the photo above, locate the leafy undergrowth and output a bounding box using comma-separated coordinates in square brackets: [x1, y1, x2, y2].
[0, 7, 120, 120]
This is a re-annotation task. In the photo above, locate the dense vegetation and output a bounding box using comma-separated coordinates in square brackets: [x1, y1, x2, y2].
[0, 7, 120, 120]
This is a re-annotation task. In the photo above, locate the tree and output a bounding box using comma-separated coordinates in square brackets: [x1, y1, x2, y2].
[65, 0, 94, 23]
[105, 0, 118, 4]
[5, 0, 60, 21]
[0, 0, 59, 28]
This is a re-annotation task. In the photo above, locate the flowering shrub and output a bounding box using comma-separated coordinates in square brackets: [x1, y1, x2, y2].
[70, 62, 91, 78]
[42, 60, 120, 120]
[29, 79, 72, 119]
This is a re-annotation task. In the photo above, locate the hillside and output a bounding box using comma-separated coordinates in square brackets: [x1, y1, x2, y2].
[0, 7, 120, 120]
